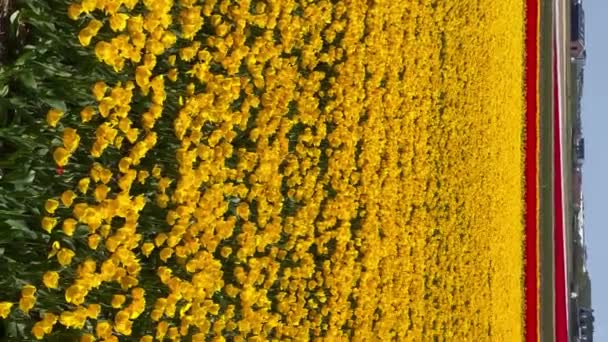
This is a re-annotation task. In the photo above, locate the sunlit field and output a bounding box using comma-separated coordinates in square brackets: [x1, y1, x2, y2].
[0, 0, 525, 340]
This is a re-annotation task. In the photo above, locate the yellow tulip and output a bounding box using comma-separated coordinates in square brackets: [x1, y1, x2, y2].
[53, 147, 70, 167]
[111, 294, 126, 308]
[47, 241, 60, 259]
[46, 109, 63, 128]
[41, 216, 58, 233]
[0, 302, 13, 318]
[78, 20, 103, 47]
[78, 177, 91, 194]
[67, 4, 82, 20]
[31, 322, 46, 340]
[159, 247, 173, 262]
[94, 184, 109, 202]
[60, 190, 76, 207]
[135, 66, 151, 91]
[109, 13, 129, 32]
[45, 199, 59, 214]
[81, 0, 97, 13]
[92, 81, 108, 101]
[62, 128, 80, 153]
[18, 295, 36, 314]
[80, 106, 95, 123]
[42, 271, 59, 289]
[88, 234, 101, 250]
[56, 248, 75, 266]
[155, 320, 169, 340]
[64, 284, 85, 304]
[86, 304, 101, 319]
[141, 242, 155, 257]
[80, 334, 96, 342]
[62, 218, 77, 236]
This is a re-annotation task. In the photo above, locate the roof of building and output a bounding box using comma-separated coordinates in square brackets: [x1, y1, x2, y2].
[572, 2, 585, 43]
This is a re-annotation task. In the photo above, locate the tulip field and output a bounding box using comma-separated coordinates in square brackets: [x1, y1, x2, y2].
[0, 0, 545, 341]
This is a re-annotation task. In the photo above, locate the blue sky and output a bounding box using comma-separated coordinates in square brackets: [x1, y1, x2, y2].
[580, 0, 606, 338]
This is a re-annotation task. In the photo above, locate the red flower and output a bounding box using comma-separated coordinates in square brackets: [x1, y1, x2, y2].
[56, 167, 64, 175]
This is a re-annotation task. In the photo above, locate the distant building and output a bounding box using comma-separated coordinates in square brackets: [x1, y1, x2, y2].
[577, 308, 594, 341]
[573, 167, 583, 212]
[571, 1, 586, 64]
[575, 138, 585, 165]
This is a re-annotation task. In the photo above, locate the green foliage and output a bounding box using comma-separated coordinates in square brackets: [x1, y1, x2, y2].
[0, 1, 93, 340]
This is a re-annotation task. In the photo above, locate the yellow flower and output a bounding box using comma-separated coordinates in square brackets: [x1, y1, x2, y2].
[92, 81, 108, 101]
[42, 312, 58, 326]
[41, 216, 58, 233]
[31, 322, 46, 340]
[179, 42, 200, 61]
[46, 109, 63, 128]
[61, 190, 77, 207]
[114, 135, 124, 149]
[59, 310, 78, 328]
[135, 66, 151, 92]
[88, 234, 101, 250]
[167, 68, 178, 82]
[80, 106, 95, 123]
[45, 199, 60, 214]
[19, 295, 36, 314]
[31, 313, 57, 340]
[62, 218, 77, 236]
[42, 271, 60, 289]
[86, 304, 101, 319]
[220, 246, 232, 258]
[111, 294, 126, 308]
[125, 128, 139, 143]
[63, 128, 80, 153]
[139, 335, 153, 342]
[53, 147, 70, 167]
[236, 203, 250, 218]
[137, 170, 149, 184]
[65, 284, 85, 304]
[72, 203, 88, 221]
[67, 3, 82, 20]
[78, 19, 103, 47]
[159, 247, 173, 262]
[152, 165, 162, 178]
[131, 287, 145, 299]
[48, 241, 61, 259]
[118, 157, 132, 173]
[80, 334, 96, 342]
[94, 184, 110, 202]
[78, 177, 91, 194]
[0, 302, 13, 318]
[81, 0, 97, 13]
[109, 13, 129, 32]
[100, 168, 113, 184]
[57, 248, 75, 266]
[141, 242, 155, 257]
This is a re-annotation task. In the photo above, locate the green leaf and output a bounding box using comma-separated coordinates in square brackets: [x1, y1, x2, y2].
[18, 70, 38, 90]
[4, 169, 35, 186]
[4, 219, 37, 239]
[14, 50, 34, 67]
[9, 10, 20, 24]
[43, 98, 67, 112]
[0, 84, 8, 97]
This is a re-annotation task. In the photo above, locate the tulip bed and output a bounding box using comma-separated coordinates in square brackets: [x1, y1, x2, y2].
[0, 0, 526, 341]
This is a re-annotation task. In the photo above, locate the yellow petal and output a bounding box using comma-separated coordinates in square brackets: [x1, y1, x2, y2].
[41, 216, 58, 233]
[0, 302, 13, 318]
[46, 109, 64, 128]
[61, 190, 77, 207]
[45, 199, 60, 214]
[42, 271, 60, 289]
[53, 147, 70, 167]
